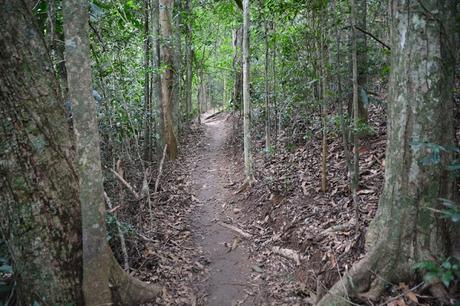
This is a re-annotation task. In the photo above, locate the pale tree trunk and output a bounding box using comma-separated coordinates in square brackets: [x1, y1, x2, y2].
[351, 0, 360, 225]
[152, 0, 164, 153]
[184, 0, 193, 123]
[318, 1, 457, 304]
[264, 18, 271, 152]
[356, 0, 368, 123]
[333, 0, 352, 184]
[0, 2, 83, 304]
[63, 1, 161, 304]
[143, 0, 153, 162]
[242, 0, 254, 182]
[160, 0, 178, 159]
[63, 2, 112, 302]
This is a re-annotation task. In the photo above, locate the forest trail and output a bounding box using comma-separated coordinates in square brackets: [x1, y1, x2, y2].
[190, 111, 254, 306]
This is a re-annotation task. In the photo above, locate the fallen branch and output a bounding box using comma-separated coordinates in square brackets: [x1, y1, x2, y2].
[272, 246, 303, 266]
[218, 222, 252, 239]
[109, 168, 140, 199]
[205, 110, 223, 120]
[321, 219, 355, 235]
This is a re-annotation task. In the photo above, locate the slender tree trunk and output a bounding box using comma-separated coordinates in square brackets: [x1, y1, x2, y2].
[160, 0, 178, 159]
[319, 1, 457, 304]
[151, 0, 164, 154]
[184, 0, 193, 123]
[272, 23, 278, 142]
[0, 2, 83, 304]
[320, 30, 328, 193]
[242, 0, 254, 182]
[232, 27, 243, 111]
[264, 18, 271, 152]
[351, 0, 360, 226]
[143, 0, 152, 162]
[356, 0, 368, 123]
[173, 0, 182, 136]
[334, 0, 352, 181]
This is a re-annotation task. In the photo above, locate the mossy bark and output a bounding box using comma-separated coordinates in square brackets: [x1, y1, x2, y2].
[0, 1, 83, 304]
[319, 0, 458, 304]
[63, 1, 162, 304]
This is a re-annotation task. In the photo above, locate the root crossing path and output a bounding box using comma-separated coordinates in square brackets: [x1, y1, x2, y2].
[190, 112, 255, 306]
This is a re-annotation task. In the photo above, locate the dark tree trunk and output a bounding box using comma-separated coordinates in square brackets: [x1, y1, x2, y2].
[0, 1, 83, 304]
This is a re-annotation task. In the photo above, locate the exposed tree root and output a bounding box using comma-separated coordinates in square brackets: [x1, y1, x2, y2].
[317, 239, 400, 306]
[109, 252, 162, 305]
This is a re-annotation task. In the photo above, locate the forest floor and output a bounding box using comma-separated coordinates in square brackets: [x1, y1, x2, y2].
[189, 111, 260, 305]
[113, 104, 457, 305]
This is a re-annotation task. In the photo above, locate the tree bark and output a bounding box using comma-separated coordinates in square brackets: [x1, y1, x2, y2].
[0, 2, 83, 304]
[63, 1, 161, 304]
[151, 0, 164, 154]
[242, 0, 254, 182]
[172, 0, 182, 136]
[351, 0, 360, 226]
[143, 0, 153, 162]
[264, 18, 271, 152]
[63, 1, 113, 302]
[356, 0, 368, 123]
[184, 0, 193, 123]
[318, 0, 457, 304]
[160, 0, 178, 160]
[232, 27, 243, 111]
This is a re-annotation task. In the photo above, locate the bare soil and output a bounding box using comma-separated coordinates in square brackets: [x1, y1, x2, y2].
[189, 112, 256, 306]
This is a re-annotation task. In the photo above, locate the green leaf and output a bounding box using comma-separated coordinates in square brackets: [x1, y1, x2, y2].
[0, 264, 12, 273]
[441, 270, 453, 287]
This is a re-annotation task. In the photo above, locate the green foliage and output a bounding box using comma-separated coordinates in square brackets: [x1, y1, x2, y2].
[415, 257, 460, 288]
[105, 213, 134, 242]
[353, 119, 376, 137]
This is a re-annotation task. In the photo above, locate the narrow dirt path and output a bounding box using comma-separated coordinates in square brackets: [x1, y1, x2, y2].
[190, 112, 254, 306]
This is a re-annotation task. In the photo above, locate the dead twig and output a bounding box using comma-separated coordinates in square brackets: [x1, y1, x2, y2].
[109, 167, 140, 199]
[218, 222, 252, 239]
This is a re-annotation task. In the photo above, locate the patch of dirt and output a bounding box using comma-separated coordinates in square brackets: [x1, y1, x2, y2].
[188, 111, 260, 306]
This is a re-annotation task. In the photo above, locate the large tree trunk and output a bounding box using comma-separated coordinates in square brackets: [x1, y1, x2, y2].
[0, 2, 76, 305]
[318, 0, 458, 304]
[160, 0, 178, 160]
[242, 0, 254, 182]
[0, 2, 83, 304]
